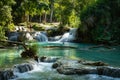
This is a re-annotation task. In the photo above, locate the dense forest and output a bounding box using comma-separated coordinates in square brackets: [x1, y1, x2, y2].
[0, 0, 120, 45]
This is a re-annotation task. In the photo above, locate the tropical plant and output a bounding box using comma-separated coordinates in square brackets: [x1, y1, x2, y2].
[21, 44, 38, 58]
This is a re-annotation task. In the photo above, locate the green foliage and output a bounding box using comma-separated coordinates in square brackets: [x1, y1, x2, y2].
[21, 44, 38, 58]
[0, 26, 6, 40]
[69, 10, 80, 27]
[7, 23, 15, 31]
[0, 6, 12, 26]
[58, 0, 74, 26]
[78, 0, 120, 44]
[0, 0, 15, 24]
[0, 0, 119, 45]
[0, 0, 15, 42]
[28, 44, 38, 55]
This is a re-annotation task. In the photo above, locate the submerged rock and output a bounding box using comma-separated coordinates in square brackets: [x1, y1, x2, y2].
[0, 70, 15, 80]
[36, 56, 60, 63]
[13, 63, 33, 73]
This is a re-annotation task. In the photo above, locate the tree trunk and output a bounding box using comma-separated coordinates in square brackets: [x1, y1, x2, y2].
[39, 15, 41, 23]
[50, 3, 54, 23]
[43, 12, 47, 23]
[0, 40, 28, 51]
[50, 9, 53, 23]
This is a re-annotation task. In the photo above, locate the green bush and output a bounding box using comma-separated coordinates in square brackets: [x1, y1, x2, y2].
[7, 23, 15, 31]
[77, 0, 120, 44]
[21, 44, 38, 58]
[0, 26, 7, 40]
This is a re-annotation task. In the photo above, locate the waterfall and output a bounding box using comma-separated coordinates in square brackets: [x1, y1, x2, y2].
[8, 32, 19, 41]
[8, 31, 48, 42]
[33, 32, 48, 42]
[58, 28, 77, 42]
[24, 32, 33, 41]
[13, 63, 33, 73]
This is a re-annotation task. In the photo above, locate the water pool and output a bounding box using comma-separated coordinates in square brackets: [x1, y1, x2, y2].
[0, 42, 120, 80]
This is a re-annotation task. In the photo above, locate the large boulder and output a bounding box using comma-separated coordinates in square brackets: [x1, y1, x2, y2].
[54, 59, 120, 78]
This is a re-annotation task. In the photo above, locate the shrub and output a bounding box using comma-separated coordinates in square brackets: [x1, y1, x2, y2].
[21, 44, 38, 58]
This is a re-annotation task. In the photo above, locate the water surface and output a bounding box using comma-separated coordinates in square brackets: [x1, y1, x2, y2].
[0, 42, 120, 80]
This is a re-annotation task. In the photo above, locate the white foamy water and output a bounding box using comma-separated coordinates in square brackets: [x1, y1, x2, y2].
[31, 62, 53, 72]
[10, 60, 120, 80]
[58, 28, 77, 42]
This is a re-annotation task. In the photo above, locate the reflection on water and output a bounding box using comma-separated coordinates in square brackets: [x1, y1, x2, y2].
[0, 48, 28, 69]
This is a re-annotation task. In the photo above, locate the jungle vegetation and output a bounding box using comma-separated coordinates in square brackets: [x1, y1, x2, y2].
[0, 0, 120, 45]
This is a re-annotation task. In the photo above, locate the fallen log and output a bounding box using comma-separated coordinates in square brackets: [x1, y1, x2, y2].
[0, 40, 28, 51]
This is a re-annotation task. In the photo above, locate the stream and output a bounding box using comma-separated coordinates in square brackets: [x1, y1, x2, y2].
[0, 42, 120, 80]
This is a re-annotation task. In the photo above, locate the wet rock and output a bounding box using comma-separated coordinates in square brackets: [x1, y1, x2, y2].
[52, 63, 59, 68]
[55, 59, 120, 78]
[56, 65, 120, 78]
[40, 56, 47, 62]
[57, 67, 76, 75]
[75, 68, 97, 75]
[0, 70, 15, 80]
[13, 63, 33, 73]
[40, 56, 59, 63]
[34, 55, 39, 62]
[57, 67, 97, 75]
[78, 59, 85, 63]
[97, 67, 120, 78]
[52, 62, 62, 69]
[82, 61, 108, 66]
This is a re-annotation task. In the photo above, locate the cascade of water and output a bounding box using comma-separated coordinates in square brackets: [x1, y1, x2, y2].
[8, 32, 19, 41]
[25, 32, 33, 41]
[13, 63, 33, 73]
[12, 61, 54, 80]
[33, 32, 48, 42]
[8, 31, 48, 42]
[58, 28, 77, 42]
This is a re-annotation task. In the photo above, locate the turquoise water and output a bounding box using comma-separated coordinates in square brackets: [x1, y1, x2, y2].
[37, 42, 120, 67]
[0, 47, 27, 69]
[0, 42, 120, 80]
[0, 42, 120, 69]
